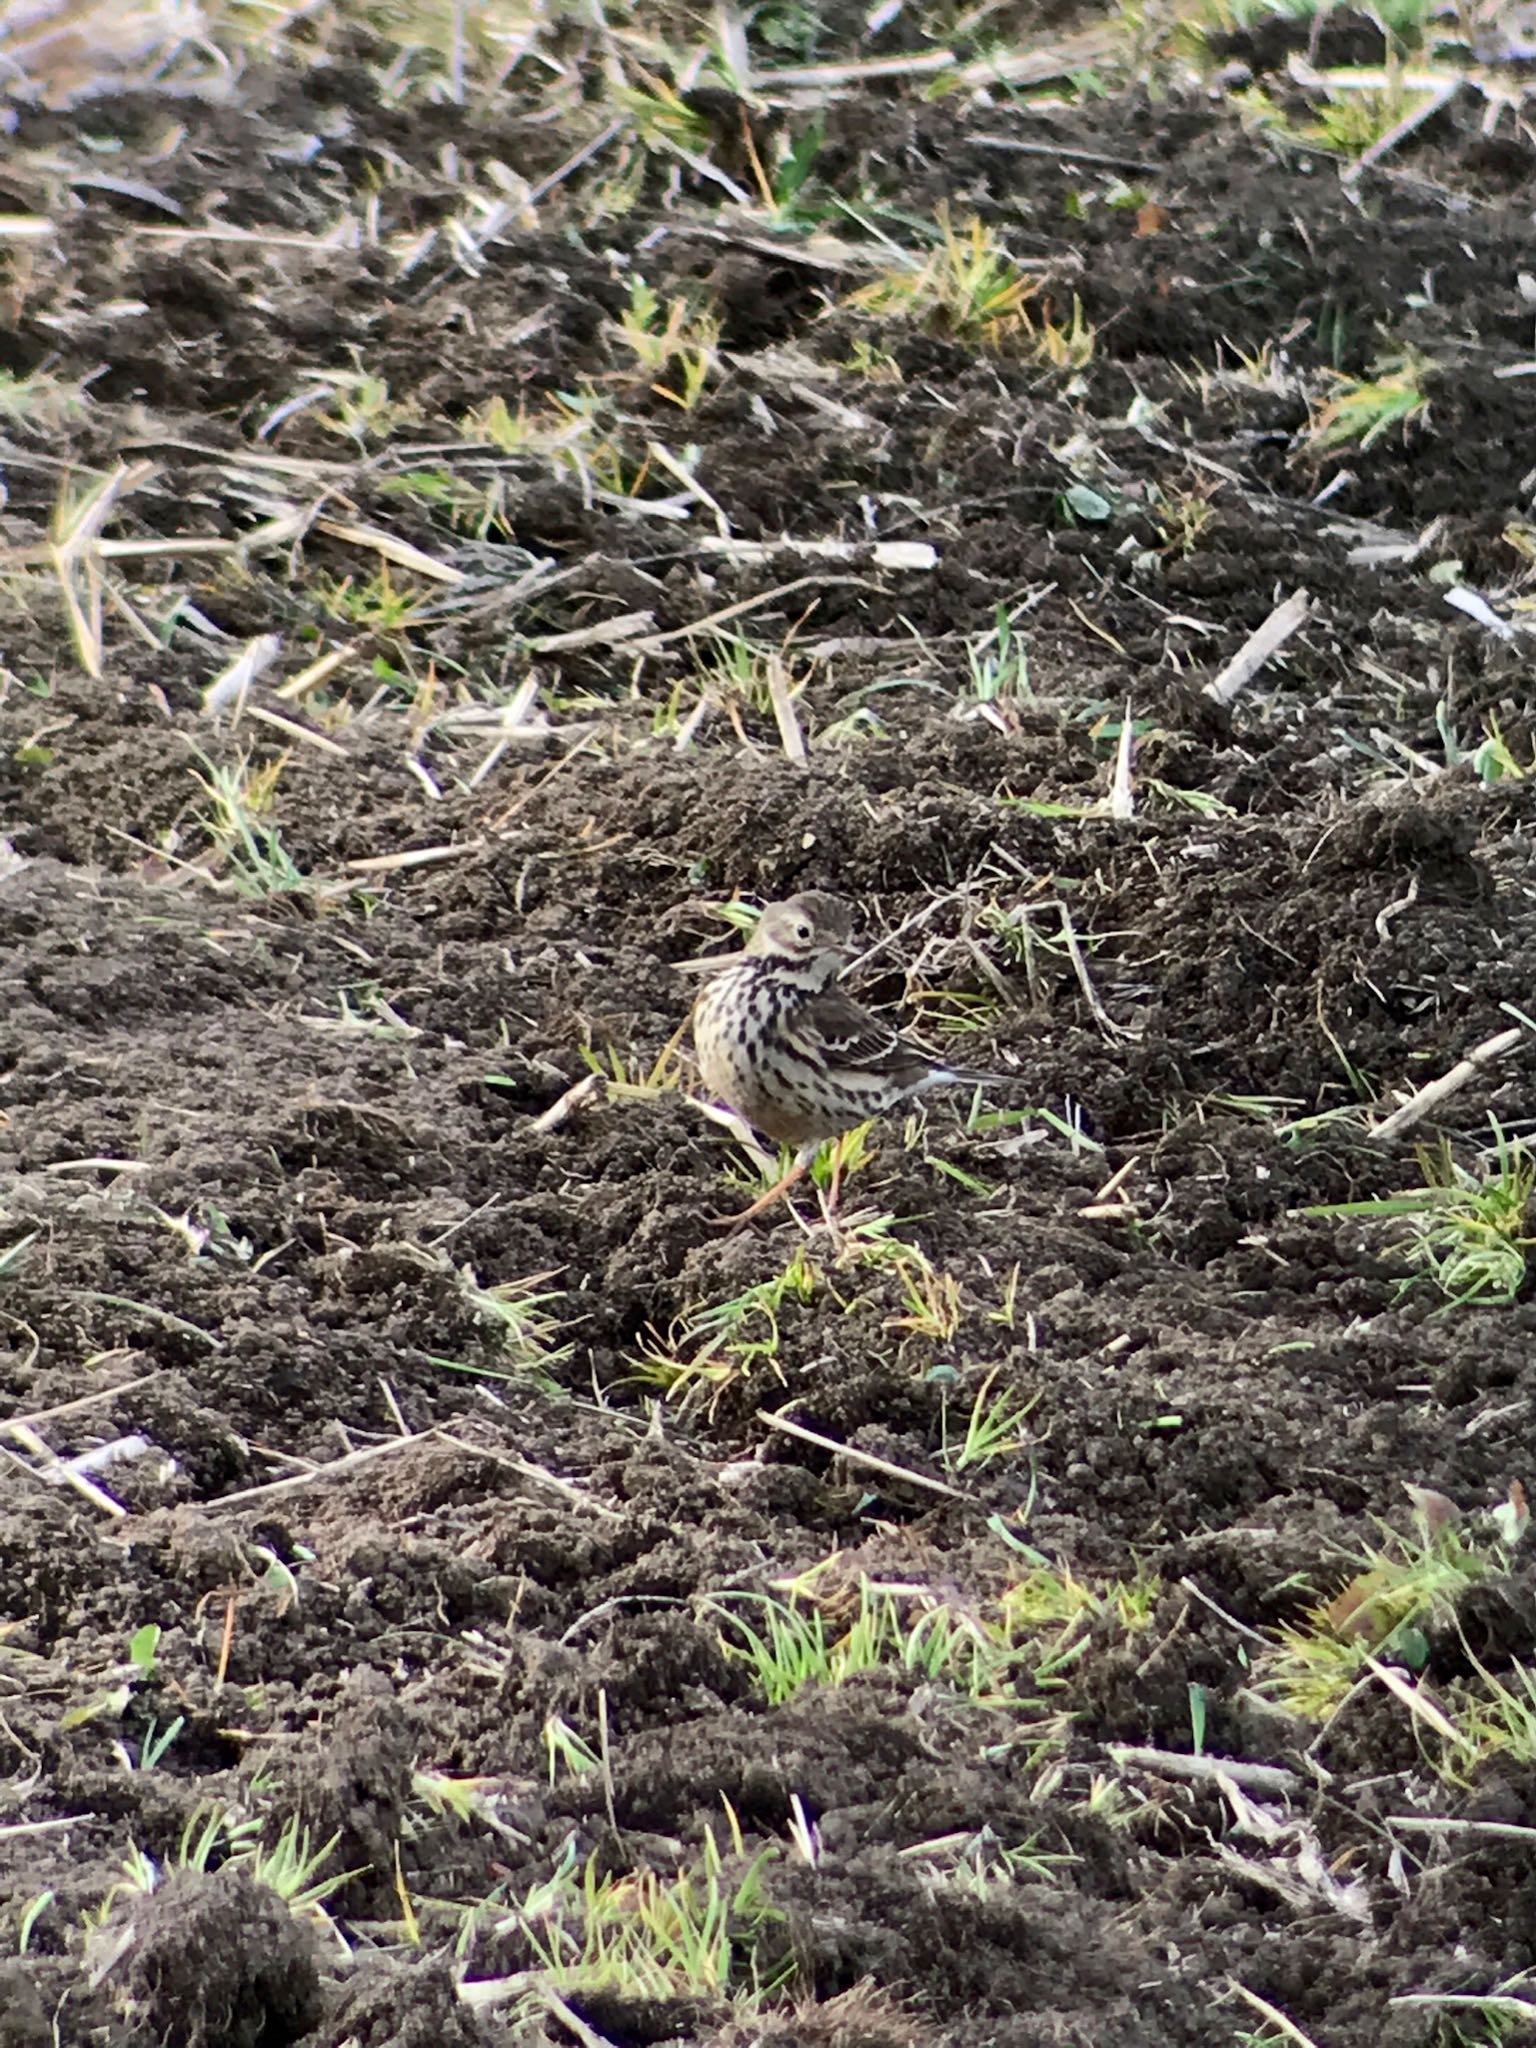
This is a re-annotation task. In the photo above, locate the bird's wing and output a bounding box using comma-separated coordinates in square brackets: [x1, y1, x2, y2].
[784, 986, 938, 1082]
[671, 950, 741, 977]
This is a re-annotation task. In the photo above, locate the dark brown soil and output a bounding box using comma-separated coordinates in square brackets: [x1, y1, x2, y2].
[4, 8, 1536, 2046]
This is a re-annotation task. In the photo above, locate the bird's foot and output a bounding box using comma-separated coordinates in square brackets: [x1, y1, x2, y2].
[708, 1159, 810, 1232]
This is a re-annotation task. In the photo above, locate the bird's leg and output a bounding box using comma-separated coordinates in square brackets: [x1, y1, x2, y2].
[814, 1143, 845, 1249]
[710, 1145, 816, 1232]
[825, 1138, 845, 1215]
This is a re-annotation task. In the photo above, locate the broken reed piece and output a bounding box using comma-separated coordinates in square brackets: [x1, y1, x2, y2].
[757, 1408, 967, 1500]
[1108, 696, 1135, 820]
[2, 1421, 128, 1517]
[529, 1070, 607, 1135]
[1372, 1024, 1526, 1143]
[763, 651, 807, 764]
[1106, 1744, 1299, 1798]
[1203, 588, 1311, 709]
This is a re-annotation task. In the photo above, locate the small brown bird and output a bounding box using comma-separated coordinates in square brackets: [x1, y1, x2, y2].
[686, 891, 1005, 1227]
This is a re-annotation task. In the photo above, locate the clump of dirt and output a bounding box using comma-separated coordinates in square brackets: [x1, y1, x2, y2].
[104, 1866, 322, 2047]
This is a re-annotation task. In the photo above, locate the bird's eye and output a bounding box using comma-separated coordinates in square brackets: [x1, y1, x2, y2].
[792, 921, 813, 943]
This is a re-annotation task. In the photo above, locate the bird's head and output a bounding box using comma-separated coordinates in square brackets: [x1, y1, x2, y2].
[746, 892, 855, 977]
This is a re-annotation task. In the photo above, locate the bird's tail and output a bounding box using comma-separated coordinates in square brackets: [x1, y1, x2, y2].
[925, 1064, 1013, 1091]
